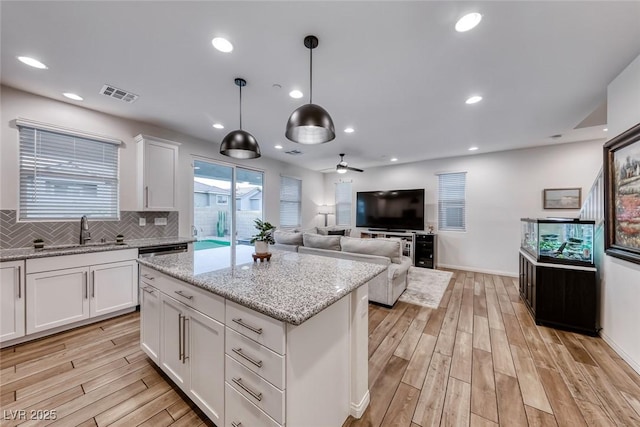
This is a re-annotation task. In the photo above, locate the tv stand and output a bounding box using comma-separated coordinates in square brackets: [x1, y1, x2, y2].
[360, 230, 437, 269]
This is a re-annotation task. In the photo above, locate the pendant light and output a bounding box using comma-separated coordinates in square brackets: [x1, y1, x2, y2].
[285, 35, 335, 145]
[220, 78, 261, 159]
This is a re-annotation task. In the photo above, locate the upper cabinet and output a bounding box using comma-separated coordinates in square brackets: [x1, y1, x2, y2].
[135, 135, 180, 211]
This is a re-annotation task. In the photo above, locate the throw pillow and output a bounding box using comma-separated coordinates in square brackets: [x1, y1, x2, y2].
[340, 236, 402, 264]
[317, 226, 351, 236]
[273, 230, 303, 245]
[302, 233, 341, 251]
[327, 229, 346, 236]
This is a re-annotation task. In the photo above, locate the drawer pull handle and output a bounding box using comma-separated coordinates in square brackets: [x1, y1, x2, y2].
[142, 274, 155, 280]
[232, 318, 262, 335]
[232, 377, 262, 402]
[231, 422, 242, 427]
[142, 287, 155, 294]
[175, 290, 193, 300]
[232, 348, 263, 368]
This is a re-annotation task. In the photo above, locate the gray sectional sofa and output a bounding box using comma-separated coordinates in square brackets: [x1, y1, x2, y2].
[272, 227, 411, 306]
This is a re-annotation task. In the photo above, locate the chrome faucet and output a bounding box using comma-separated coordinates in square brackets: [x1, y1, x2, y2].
[80, 215, 92, 245]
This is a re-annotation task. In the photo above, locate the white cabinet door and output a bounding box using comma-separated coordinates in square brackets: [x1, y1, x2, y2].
[136, 135, 179, 211]
[0, 261, 25, 342]
[26, 267, 90, 334]
[90, 260, 138, 317]
[140, 284, 161, 363]
[186, 306, 225, 425]
[160, 294, 187, 387]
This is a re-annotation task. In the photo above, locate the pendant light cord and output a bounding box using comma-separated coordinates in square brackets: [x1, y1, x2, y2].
[309, 46, 313, 104]
[239, 84, 243, 130]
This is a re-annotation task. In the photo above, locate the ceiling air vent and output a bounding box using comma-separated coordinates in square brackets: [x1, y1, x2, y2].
[100, 84, 139, 103]
[285, 149, 303, 155]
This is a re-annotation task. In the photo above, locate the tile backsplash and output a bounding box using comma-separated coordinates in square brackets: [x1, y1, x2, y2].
[0, 210, 179, 249]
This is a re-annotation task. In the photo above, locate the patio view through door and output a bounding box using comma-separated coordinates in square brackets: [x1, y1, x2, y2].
[192, 159, 263, 269]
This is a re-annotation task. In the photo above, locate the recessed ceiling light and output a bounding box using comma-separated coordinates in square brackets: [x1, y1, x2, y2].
[344, 127, 355, 133]
[455, 12, 482, 32]
[603, 128, 608, 131]
[465, 95, 483, 104]
[63, 93, 83, 101]
[289, 90, 303, 99]
[468, 146, 479, 151]
[17, 56, 48, 69]
[211, 37, 233, 53]
[274, 145, 283, 150]
[390, 157, 398, 162]
[213, 123, 224, 129]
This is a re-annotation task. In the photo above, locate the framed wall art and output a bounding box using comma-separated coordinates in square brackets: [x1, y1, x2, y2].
[604, 122, 640, 265]
[543, 188, 582, 210]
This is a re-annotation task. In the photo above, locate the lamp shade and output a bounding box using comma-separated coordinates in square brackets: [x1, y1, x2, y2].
[219, 129, 261, 159]
[318, 204, 334, 215]
[285, 103, 335, 144]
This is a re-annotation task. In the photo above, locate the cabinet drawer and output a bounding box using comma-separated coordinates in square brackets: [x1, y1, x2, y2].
[225, 300, 285, 355]
[225, 382, 281, 427]
[139, 267, 224, 323]
[226, 327, 285, 389]
[225, 356, 284, 424]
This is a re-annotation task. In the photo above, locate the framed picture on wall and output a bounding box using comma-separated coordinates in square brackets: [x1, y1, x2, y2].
[604, 122, 640, 265]
[543, 188, 582, 209]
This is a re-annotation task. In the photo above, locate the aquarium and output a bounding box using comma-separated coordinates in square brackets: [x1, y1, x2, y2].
[520, 218, 595, 266]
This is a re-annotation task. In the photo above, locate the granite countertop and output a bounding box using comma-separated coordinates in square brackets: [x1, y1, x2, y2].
[0, 237, 195, 262]
[138, 250, 387, 325]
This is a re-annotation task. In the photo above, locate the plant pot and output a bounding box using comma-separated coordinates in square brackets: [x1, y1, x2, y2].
[254, 241, 269, 255]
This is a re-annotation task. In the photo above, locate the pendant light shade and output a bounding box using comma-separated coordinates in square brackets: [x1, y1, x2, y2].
[285, 35, 335, 145]
[220, 78, 261, 159]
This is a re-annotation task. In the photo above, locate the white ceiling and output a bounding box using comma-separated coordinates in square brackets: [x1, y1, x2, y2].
[2, 1, 640, 172]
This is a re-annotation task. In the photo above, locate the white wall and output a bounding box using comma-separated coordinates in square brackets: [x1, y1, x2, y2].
[0, 86, 325, 235]
[599, 54, 640, 374]
[324, 140, 603, 276]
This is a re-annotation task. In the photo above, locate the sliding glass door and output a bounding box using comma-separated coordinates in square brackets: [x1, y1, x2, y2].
[192, 159, 263, 268]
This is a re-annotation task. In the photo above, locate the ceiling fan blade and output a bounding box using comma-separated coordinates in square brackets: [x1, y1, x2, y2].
[347, 166, 364, 172]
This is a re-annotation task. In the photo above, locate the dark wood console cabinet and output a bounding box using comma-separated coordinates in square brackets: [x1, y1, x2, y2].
[519, 251, 598, 336]
[415, 233, 437, 269]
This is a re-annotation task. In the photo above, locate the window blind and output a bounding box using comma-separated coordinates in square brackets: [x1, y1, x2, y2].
[438, 172, 466, 231]
[19, 126, 119, 220]
[280, 176, 301, 227]
[335, 181, 352, 226]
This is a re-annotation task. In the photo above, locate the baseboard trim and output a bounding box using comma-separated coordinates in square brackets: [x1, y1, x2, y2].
[350, 390, 370, 418]
[599, 330, 640, 376]
[437, 263, 517, 278]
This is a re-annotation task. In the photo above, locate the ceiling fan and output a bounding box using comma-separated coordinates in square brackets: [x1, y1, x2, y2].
[336, 153, 364, 174]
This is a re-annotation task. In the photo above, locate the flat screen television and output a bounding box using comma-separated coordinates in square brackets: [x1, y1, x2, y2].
[356, 189, 425, 230]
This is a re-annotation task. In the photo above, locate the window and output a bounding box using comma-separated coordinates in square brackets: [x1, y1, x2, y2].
[216, 194, 228, 205]
[438, 172, 466, 231]
[280, 176, 301, 228]
[18, 122, 120, 220]
[335, 181, 352, 226]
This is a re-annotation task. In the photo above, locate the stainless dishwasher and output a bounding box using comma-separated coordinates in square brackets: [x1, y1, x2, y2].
[138, 243, 189, 257]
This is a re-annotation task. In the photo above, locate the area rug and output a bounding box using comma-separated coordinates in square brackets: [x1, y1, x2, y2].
[399, 267, 453, 308]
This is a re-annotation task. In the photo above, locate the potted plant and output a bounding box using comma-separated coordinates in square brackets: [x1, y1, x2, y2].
[250, 219, 275, 255]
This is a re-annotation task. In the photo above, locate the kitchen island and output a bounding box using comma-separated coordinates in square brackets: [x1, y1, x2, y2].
[137, 249, 386, 427]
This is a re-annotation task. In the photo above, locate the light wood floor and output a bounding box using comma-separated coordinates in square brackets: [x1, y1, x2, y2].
[1, 270, 640, 426]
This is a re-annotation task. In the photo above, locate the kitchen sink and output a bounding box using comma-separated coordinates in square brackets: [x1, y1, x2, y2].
[36, 242, 127, 251]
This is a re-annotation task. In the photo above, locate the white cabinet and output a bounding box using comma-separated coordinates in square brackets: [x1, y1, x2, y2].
[135, 134, 180, 211]
[26, 266, 90, 334]
[140, 283, 161, 363]
[90, 261, 138, 317]
[25, 250, 138, 336]
[0, 261, 26, 342]
[142, 267, 225, 425]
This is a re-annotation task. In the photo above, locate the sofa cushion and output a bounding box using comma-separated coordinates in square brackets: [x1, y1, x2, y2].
[273, 230, 303, 245]
[340, 236, 403, 264]
[317, 226, 351, 237]
[296, 226, 318, 235]
[302, 233, 341, 251]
